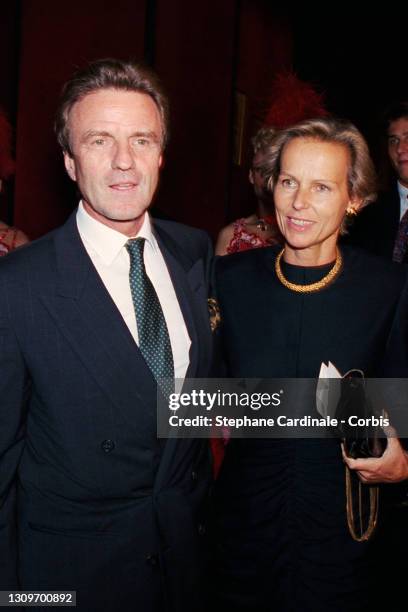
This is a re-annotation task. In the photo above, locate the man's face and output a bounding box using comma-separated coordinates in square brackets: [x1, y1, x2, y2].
[64, 88, 163, 234]
[387, 117, 408, 188]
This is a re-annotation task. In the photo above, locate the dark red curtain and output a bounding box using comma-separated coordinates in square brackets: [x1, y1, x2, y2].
[2, 1, 292, 241]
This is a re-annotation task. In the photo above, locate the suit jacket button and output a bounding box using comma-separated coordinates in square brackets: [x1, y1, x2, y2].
[145, 553, 158, 566]
[198, 523, 206, 536]
[191, 470, 198, 481]
[101, 439, 115, 453]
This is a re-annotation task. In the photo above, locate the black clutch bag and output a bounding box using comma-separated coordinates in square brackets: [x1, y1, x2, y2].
[335, 369, 385, 542]
[335, 369, 386, 459]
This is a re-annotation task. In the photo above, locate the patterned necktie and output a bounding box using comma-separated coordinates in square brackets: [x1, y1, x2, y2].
[393, 200, 408, 263]
[126, 238, 174, 394]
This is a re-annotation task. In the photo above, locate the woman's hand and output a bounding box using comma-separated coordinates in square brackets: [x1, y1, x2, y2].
[342, 435, 408, 483]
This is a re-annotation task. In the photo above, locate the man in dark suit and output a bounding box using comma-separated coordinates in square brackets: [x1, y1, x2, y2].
[343, 106, 408, 612]
[346, 101, 408, 260]
[0, 59, 213, 611]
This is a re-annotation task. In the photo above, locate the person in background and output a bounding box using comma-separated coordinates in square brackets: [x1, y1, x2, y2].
[0, 109, 29, 254]
[215, 126, 282, 255]
[215, 73, 328, 257]
[346, 101, 408, 261]
[343, 102, 408, 612]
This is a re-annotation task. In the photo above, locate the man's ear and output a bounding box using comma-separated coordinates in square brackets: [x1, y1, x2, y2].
[64, 152, 77, 181]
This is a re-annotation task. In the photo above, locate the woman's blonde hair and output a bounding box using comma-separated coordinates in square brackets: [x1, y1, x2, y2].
[263, 117, 377, 209]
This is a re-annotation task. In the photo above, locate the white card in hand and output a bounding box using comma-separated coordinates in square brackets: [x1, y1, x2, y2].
[316, 361, 341, 418]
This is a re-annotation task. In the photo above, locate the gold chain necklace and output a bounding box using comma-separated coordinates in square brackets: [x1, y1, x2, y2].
[275, 248, 343, 293]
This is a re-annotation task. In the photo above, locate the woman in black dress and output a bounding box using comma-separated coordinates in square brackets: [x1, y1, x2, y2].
[213, 117, 408, 612]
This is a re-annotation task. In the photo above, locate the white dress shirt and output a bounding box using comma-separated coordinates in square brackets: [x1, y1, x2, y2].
[398, 181, 408, 220]
[76, 202, 191, 379]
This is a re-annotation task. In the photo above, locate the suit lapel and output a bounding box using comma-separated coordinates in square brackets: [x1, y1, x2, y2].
[389, 184, 401, 253]
[154, 223, 212, 379]
[375, 184, 401, 258]
[152, 223, 213, 480]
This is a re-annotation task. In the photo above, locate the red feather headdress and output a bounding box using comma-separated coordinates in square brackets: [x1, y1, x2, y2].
[264, 72, 329, 128]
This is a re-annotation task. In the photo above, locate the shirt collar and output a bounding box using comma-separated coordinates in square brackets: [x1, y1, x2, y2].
[76, 201, 159, 265]
[398, 181, 408, 201]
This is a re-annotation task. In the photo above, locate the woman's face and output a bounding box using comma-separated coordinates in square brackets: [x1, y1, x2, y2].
[274, 137, 360, 263]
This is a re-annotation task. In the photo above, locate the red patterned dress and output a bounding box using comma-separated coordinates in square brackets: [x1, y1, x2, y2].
[0, 225, 19, 256]
[226, 216, 281, 254]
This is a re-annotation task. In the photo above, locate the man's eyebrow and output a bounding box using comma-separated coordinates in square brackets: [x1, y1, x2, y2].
[81, 130, 112, 142]
[388, 131, 408, 139]
[130, 130, 161, 142]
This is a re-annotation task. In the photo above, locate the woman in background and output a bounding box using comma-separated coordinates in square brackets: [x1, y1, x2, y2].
[0, 109, 29, 255]
[215, 126, 282, 255]
[215, 73, 328, 257]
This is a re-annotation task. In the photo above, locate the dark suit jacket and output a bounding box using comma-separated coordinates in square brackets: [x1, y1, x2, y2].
[344, 182, 401, 260]
[0, 211, 213, 612]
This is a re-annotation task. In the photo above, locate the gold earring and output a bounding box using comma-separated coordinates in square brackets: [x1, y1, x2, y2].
[346, 206, 358, 217]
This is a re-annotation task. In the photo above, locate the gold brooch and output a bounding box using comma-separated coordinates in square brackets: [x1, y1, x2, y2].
[207, 297, 221, 332]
